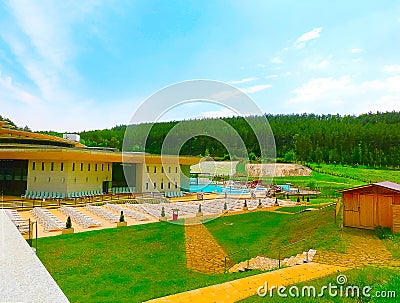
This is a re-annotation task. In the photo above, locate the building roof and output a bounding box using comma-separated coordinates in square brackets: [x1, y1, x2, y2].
[0, 122, 85, 148]
[340, 181, 400, 193]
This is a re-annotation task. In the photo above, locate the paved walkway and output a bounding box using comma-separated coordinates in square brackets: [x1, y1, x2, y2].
[145, 262, 348, 303]
[313, 228, 393, 268]
[0, 210, 69, 303]
[185, 217, 232, 273]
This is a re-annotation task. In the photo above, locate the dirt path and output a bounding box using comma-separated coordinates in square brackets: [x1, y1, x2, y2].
[313, 228, 393, 268]
[185, 217, 232, 274]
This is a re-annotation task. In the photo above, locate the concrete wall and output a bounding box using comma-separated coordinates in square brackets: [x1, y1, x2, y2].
[27, 160, 112, 193]
[141, 164, 181, 193]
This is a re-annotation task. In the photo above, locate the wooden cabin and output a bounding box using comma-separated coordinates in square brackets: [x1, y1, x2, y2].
[341, 181, 400, 233]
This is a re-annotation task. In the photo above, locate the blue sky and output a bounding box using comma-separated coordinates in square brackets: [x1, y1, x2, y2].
[1, 0, 400, 131]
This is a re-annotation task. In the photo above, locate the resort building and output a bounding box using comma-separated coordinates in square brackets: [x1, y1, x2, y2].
[0, 122, 198, 197]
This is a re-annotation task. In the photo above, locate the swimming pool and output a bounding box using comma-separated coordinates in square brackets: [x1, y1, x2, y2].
[189, 184, 266, 194]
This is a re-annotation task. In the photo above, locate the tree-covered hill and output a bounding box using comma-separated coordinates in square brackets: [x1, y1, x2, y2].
[34, 111, 400, 168]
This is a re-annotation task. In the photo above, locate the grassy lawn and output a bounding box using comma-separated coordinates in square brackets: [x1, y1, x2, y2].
[277, 206, 319, 213]
[310, 163, 400, 183]
[205, 206, 347, 263]
[375, 227, 400, 260]
[37, 222, 258, 303]
[238, 266, 400, 302]
[272, 171, 365, 197]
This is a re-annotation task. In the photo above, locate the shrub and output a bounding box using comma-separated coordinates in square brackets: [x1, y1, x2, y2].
[161, 206, 165, 217]
[66, 216, 72, 229]
[375, 226, 394, 240]
[297, 196, 300, 203]
[224, 201, 227, 210]
[307, 196, 310, 203]
[120, 211, 125, 223]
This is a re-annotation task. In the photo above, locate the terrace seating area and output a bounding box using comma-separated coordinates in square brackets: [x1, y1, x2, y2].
[59, 206, 102, 228]
[105, 203, 149, 221]
[67, 190, 103, 199]
[5, 209, 30, 234]
[85, 204, 119, 223]
[164, 191, 185, 198]
[30, 207, 65, 232]
[22, 190, 66, 200]
[111, 187, 135, 194]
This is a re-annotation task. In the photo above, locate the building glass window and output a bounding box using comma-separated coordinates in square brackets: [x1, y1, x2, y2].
[161, 182, 164, 189]
[32, 162, 35, 170]
[51, 162, 54, 171]
[153, 182, 156, 190]
[81, 163, 83, 171]
[154, 166, 157, 173]
[61, 163, 64, 171]
[88, 164, 90, 171]
[168, 182, 171, 189]
[72, 163, 75, 171]
[146, 166, 149, 173]
[146, 182, 149, 190]
[175, 167, 178, 173]
[108, 164, 110, 171]
[102, 164, 104, 171]
[162, 167, 164, 173]
[95, 164, 97, 171]
[168, 166, 171, 173]
[175, 182, 178, 189]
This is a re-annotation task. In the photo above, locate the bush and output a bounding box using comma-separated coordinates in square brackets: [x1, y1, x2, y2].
[161, 206, 165, 217]
[307, 196, 310, 203]
[224, 202, 227, 210]
[120, 211, 125, 223]
[375, 226, 394, 240]
[66, 216, 72, 229]
[297, 196, 300, 203]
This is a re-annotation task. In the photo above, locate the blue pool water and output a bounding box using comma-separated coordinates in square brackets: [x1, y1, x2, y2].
[189, 184, 266, 194]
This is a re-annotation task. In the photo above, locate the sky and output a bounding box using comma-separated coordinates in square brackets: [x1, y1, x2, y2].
[1, 0, 400, 131]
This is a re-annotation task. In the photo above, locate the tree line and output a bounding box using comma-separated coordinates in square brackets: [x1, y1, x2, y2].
[36, 111, 400, 168]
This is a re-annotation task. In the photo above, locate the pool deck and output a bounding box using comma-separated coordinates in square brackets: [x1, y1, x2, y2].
[0, 210, 70, 303]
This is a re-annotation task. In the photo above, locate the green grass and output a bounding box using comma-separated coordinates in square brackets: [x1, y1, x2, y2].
[375, 227, 400, 260]
[37, 222, 259, 303]
[239, 266, 400, 302]
[272, 171, 365, 197]
[205, 206, 347, 263]
[310, 163, 400, 183]
[277, 206, 318, 213]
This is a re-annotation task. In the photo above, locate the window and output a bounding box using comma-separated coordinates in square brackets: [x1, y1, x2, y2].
[80, 163, 83, 171]
[61, 163, 64, 171]
[161, 182, 164, 189]
[168, 182, 171, 189]
[168, 166, 171, 173]
[175, 167, 178, 173]
[175, 182, 178, 189]
[32, 162, 36, 171]
[72, 163, 75, 171]
[88, 164, 91, 171]
[153, 182, 156, 190]
[146, 166, 149, 173]
[95, 164, 97, 171]
[154, 166, 157, 173]
[108, 164, 110, 171]
[51, 162, 54, 171]
[162, 167, 164, 173]
[102, 164, 104, 171]
[146, 182, 149, 190]
[41, 162, 44, 171]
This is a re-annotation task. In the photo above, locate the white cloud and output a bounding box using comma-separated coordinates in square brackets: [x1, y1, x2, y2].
[383, 65, 400, 73]
[228, 77, 258, 85]
[197, 108, 237, 119]
[271, 57, 283, 64]
[362, 76, 400, 92]
[302, 58, 330, 69]
[351, 48, 363, 54]
[265, 74, 278, 79]
[294, 27, 323, 48]
[241, 84, 272, 94]
[289, 76, 352, 104]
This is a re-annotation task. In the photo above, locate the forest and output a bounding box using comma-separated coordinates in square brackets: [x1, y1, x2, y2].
[34, 111, 400, 168]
